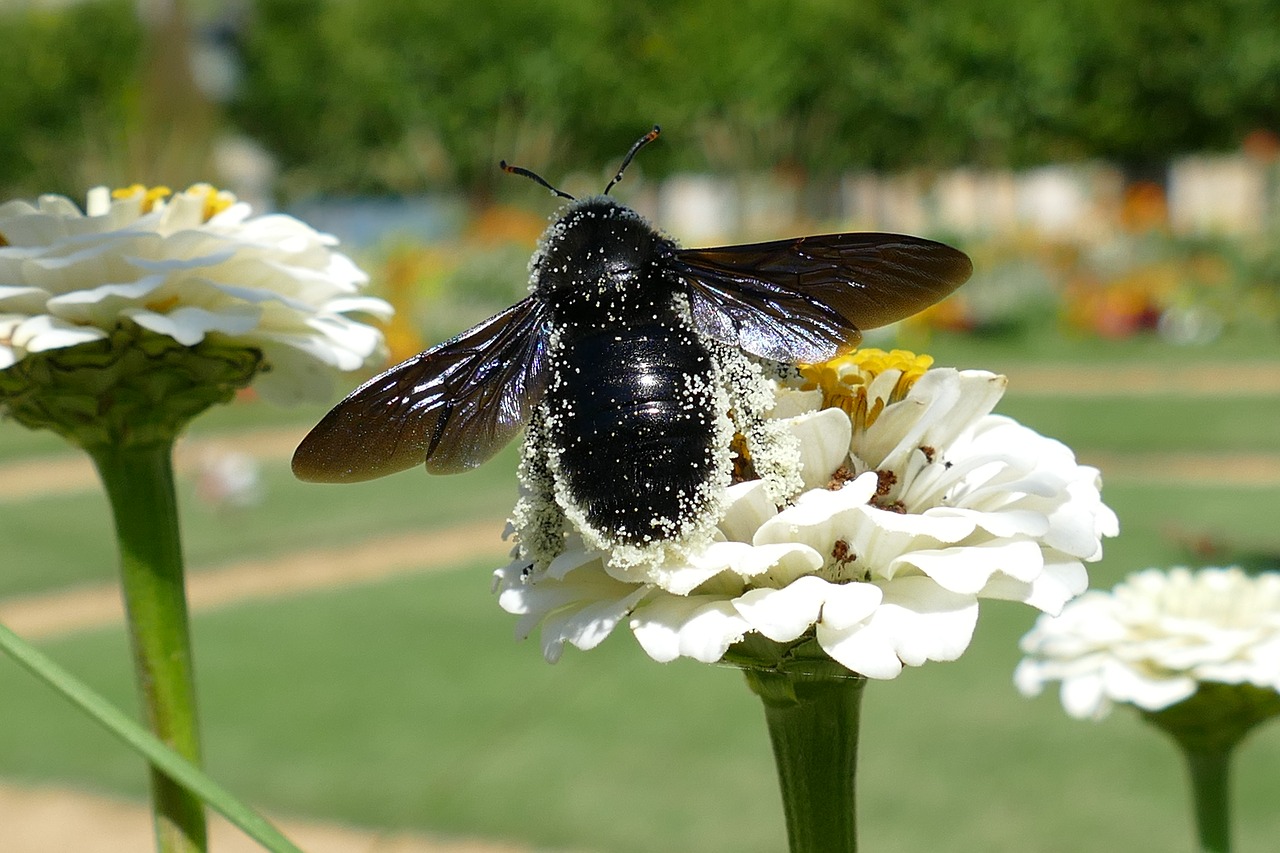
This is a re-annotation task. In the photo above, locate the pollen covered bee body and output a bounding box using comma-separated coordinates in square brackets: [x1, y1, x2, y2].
[534, 198, 724, 545]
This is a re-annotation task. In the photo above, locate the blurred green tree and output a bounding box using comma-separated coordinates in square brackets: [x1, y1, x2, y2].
[0, 1, 142, 196]
[2, 0, 1279, 198]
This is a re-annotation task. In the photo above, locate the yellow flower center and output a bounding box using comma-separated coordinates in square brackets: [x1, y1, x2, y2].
[110, 183, 235, 222]
[112, 184, 173, 213]
[184, 183, 236, 221]
[799, 348, 933, 430]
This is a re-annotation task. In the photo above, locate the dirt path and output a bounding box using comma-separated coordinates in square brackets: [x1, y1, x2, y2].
[0, 520, 510, 639]
[0, 425, 308, 503]
[1080, 450, 1280, 485]
[0, 782, 534, 853]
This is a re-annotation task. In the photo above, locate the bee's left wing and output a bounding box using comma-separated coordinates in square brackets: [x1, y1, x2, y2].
[292, 296, 551, 482]
[672, 233, 972, 362]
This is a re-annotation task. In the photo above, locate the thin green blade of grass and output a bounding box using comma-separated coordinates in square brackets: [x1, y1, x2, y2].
[0, 620, 302, 853]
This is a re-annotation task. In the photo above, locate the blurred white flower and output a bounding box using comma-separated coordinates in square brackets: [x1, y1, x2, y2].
[195, 449, 264, 510]
[1016, 566, 1280, 720]
[0, 184, 391, 404]
[496, 349, 1118, 678]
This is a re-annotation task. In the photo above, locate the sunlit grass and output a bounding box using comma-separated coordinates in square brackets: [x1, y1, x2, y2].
[1, 526, 1278, 852]
[0, 444, 519, 599]
[998, 395, 1280, 454]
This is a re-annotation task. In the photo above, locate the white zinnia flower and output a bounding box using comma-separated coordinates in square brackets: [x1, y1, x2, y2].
[495, 349, 1119, 678]
[0, 184, 391, 404]
[1016, 566, 1280, 720]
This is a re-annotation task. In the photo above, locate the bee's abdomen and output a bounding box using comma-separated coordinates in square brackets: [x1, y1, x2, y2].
[548, 322, 719, 543]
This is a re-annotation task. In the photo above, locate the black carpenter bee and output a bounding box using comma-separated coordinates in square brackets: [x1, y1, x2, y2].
[293, 127, 972, 558]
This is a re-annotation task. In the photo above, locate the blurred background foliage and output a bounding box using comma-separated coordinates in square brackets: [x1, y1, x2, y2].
[3, 0, 1280, 197]
[5, 0, 1277, 386]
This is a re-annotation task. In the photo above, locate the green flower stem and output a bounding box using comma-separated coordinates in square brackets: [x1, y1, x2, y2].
[1182, 746, 1232, 853]
[88, 440, 207, 853]
[744, 663, 867, 853]
[1143, 683, 1280, 853]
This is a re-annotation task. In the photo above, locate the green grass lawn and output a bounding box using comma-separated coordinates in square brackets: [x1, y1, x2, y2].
[998, 395, 1280, 454]
[3, 325, 1280, 851]
[1, 531, 1279, 853]
[0, 442, 519, 599]
[921, 322, 1280, 369]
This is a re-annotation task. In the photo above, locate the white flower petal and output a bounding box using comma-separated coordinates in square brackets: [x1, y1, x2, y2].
[874, 576, 980, 665]
[787, 407, 851, 489]
[0, 286, 50, 313]
[982, 554, 1089, 614]
[11, 314, 108, 352]
[817, 580, 884, 630]
[888, 539, 1044, 595]
[752, 473, 877, 547]
[630, 596, 750, 663]
[733, 576, 831, 642]
[818, 577, 979, 678]
[127, 305, 262, 346]
[1059, 669, 1111, 720]
[717, 480, 779, 543]
[539, 585, 650, 661]
[1017, 566, 1280, 717]
[0, 186, 389, 400]
[817, 621, 904, 679]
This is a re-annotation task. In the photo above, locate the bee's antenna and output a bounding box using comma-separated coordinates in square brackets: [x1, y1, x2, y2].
[500, 161, 575, 200]
[604, 125, 661, 195]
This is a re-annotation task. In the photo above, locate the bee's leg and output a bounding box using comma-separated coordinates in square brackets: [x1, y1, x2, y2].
[510, 407, 568, 570]
[714, 344, 803, 505]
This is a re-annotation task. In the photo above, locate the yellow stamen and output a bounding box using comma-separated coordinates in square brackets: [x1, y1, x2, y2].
[112, 184, 172, 213]
[799, 348, 934, 432]
[147, 295, 181, 313]
[183, 183, 236, 222]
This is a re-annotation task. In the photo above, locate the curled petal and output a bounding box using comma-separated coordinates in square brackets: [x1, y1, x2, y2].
[983, 554, 1088, 614]
[11, 314, 108, 352]
[717, 480, 780, 544]
[818, 580, 884, 630]
[787, 407, 852, 489]
[819, 577, 979, 678]
[734, 576, 830, 642]
[539, 585, 651, 662]
[630, 596, 750, 664]
[888, 539, 1044, 594]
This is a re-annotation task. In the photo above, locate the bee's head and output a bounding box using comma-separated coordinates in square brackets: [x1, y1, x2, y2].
[503, 126, 667, 297]
[531, 197, 669, 296]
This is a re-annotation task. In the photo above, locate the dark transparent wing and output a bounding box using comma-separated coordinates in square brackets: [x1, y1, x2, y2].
[292, 296, 550, 482]
[673, 233, 972, 362]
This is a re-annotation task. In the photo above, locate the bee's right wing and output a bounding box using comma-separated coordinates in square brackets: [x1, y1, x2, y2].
[672, 233, 972, 363]
[292, 296, 551, 482]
